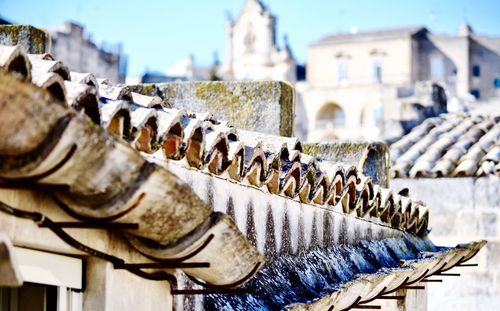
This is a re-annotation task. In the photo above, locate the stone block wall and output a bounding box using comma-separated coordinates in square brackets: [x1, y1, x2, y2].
[392, 176, 500, 311]
[129, 81, 296, 137]
[302, 141, 391, 187]
[0, 25, 50, 54]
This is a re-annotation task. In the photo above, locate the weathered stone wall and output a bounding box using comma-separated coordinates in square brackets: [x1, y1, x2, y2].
[167, 162, 403, 257]
[0, 25, 50, 54]
[392, 176, 500, 311]
[129, 81, 296, 137]
[302, 141, 391, 187]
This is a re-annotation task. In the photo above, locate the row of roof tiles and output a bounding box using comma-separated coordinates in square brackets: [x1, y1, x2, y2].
[297, 240, 485, 310]
[0, 44, 430, 236]
[391, 113, 500, 178]
[207, 236, 485, 310]
[0, 66, 264, 287]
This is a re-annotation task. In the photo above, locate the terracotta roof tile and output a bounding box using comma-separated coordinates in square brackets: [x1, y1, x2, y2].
[0, 44, 431, 237]
[391, 114, 500, 178]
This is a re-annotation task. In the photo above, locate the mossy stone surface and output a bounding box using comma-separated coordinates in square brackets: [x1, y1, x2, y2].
[127, 83, 161, 97]
[0, 25, 50, 54]
[129, 81, 296, 137]
[303, 141, 390, 187]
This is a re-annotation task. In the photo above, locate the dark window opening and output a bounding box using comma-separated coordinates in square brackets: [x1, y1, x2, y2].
[471, 89, 480, 99]
[472, 65, 480, 77]
[0, 283, 58, 311]
[494, 78, 500, 89]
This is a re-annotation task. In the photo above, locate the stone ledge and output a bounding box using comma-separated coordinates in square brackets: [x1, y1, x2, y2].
[302, 141, 390, 187]
[128, 81, 296, 137]
[0, 25, 50, 54]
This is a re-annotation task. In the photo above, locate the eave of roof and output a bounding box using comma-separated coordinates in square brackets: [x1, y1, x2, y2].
[205, 236, 485, 310]
[312, 26, 427, 46]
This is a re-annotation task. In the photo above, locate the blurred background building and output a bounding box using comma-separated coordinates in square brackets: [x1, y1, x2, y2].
[50, 22, 127, 83]
[0, 18, 127, 83]
[218, 0, 297, 82]
[131, 0, 500, 143]
[299, 23, 500, 142]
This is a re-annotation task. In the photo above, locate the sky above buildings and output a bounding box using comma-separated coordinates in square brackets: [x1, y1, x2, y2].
[1, 0, 499, 78]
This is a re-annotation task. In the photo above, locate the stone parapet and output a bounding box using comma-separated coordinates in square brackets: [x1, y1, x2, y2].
[128, 81, 296, 137]
[0, 25, 50, 54]
[303, 141, 391, 187]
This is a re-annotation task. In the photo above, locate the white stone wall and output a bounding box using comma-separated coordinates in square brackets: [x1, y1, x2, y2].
[391, 176, 500, 311]
[307, 36, 414, 88]
[299, 83, 401, 141]
[300, 27, 500, 141]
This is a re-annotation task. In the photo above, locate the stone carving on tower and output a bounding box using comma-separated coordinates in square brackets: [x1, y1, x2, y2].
[220, 0, 297, 82]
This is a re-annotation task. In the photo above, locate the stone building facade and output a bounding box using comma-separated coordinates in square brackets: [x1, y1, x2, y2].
[50, 22, 127, 83]
[300, 24, 500, 142]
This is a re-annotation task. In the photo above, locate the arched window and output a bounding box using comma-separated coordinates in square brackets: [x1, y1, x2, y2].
[315, 103, 345, 130]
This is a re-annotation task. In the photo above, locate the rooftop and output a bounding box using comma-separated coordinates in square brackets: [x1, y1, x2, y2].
[313, 26, 427, 46]
[0, 24, 489, 310]
[391, 112, 500, 178]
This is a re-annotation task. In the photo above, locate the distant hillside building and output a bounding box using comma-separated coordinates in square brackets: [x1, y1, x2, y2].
[50, 22, 127, 83]
[299, 24, 500, 142]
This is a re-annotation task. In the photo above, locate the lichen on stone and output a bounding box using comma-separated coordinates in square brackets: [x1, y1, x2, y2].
[149, 81, 295, 137]
[128, 83, 158, 97]
[0, 25, 49, 54]
[278, 81, 295, 137]
[303, 141, 390, 187]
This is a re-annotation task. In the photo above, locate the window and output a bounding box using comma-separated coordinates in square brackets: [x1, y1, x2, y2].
[338, 60, 348, 85]
[471, 89, 480, 99]
[0, 247, 83, 311]
[1, 283, 58, 311]
[430, 56, 444, 80]
[494, 78, 500, 88]
[316, 103, 345, 129]
[373, 60, 382, 83]
[472, 65, 480, 77]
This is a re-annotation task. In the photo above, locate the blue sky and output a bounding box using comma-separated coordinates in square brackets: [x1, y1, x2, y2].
[1, 0, 499, 77]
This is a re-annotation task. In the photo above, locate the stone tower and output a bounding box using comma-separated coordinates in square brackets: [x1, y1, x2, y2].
[221, 0, 297, 82]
